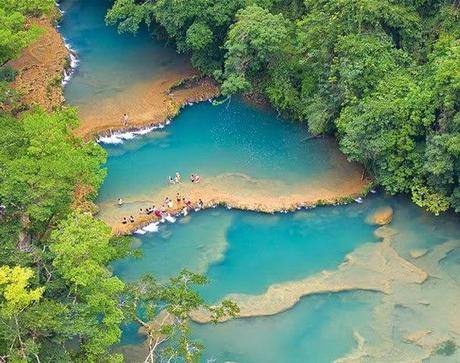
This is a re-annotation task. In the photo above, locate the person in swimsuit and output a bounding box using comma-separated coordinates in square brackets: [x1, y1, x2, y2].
[122, 217, 127, 224]
[190, 174, 195, 183]
[175, 172, 181, 183]
[123, 113, 129, 126]
[129, 216, 134, 223]
[169, 176, 175, 184]
[176, 193, 181, 203]
[164, 197, 173, 208]
[118, 198, 123, 206]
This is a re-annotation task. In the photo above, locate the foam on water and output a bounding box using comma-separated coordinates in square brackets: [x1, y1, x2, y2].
[140, 222, 159, 233]
[56, 3, 79, 86]
[97, 124, 164, 144]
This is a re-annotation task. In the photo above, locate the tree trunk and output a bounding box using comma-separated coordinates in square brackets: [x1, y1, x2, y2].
[17, 214, 32, 253]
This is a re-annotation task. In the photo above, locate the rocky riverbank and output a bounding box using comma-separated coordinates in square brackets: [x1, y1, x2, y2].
[101, 171, 371, 235]
[75, 72, 219, 139]
[7, 16, 69, 111]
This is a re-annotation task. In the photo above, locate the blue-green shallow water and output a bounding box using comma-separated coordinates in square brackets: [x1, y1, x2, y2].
[113, 200, 378, 302]
[97, 98, 356, 205]
[59, 0, 188, 107]
[192, 291, 380, 363]
[120, 291, 379, 362]
[58, 1, 460, 361]
[116, 194, 460, 362]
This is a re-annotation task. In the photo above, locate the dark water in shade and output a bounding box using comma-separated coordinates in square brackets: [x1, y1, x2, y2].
[59, 1, 460, 361]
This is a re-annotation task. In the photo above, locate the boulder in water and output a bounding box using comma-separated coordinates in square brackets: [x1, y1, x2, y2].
[366, 206, 393, 225]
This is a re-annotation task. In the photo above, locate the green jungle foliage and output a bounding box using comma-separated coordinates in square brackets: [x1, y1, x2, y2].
[108, 0, 460, 215]
[0, 0, 54, 65]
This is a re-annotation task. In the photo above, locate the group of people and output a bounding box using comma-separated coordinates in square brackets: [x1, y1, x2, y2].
[121, 215, 135, 224]
[119, 193, 205, 225]
[169, 172, 182, 184]
[168, 171, 201, 185]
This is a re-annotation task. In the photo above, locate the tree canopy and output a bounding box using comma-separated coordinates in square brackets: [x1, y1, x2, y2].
[0, 0, 53, 65]
[0, 109, 106, 236]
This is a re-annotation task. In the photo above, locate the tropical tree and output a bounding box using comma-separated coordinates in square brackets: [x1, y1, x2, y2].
[122, 270, 239, 363]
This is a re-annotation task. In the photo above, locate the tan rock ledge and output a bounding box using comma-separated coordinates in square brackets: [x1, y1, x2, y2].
[189, 236, 428, 323]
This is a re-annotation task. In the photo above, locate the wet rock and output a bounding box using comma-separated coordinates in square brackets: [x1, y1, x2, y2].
[402, 330, 432, 345]
[374, 226, 398, 239]
[179, 215, 191, 224]
[410, 248, 429, 259]
[366, 206, 393, 225]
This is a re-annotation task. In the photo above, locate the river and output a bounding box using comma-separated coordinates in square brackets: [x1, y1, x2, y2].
[60, 0, 460, 362]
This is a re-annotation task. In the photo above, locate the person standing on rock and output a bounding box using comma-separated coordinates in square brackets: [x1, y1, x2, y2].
[123, 113, 129, 126]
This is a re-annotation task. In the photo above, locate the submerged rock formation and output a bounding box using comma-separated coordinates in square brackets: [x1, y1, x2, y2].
[366, 206, 393, 225]
[190, 234, 427, 322]
[188, 225, 460, 362]
[75, 74, 219, 139]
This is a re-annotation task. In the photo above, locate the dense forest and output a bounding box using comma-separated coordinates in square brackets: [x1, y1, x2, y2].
[107, 0, 460, 215]
[0, 1, 236, 361]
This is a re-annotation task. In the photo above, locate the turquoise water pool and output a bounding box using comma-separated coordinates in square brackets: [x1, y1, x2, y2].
[113, 200, 379, 303]
[192, 291, 380, 363]
[60, 1, 460, 361]
[59, 0, 188, 107]
[97, 98, 358, 206]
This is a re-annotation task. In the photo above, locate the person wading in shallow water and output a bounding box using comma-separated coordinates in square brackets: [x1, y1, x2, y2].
[123, 113, 129, 126]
